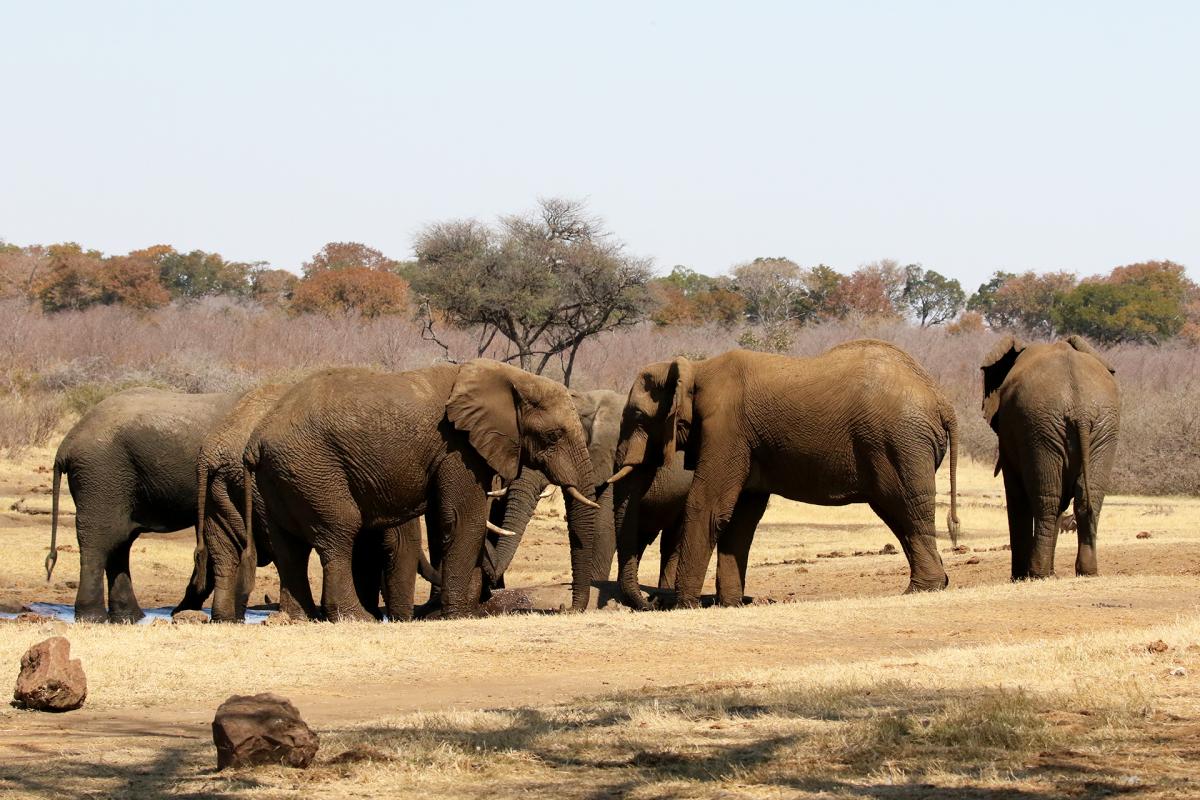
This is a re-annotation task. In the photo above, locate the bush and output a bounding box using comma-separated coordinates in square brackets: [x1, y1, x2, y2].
[0, 391, 64, 456]
[290, 267, 410, 318]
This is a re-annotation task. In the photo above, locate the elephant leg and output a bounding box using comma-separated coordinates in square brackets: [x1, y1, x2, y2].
[317, 527, 375, 622]
[232, 525, 257, 620]
[1027, 468, 1065, 580]
[1074, 489, 1104, 578]
[351, 529, 384, 620]
[73, 509, 127, 623]
[675, 461, 750, 609]
[105, 535, 144, 624]
[416, 508, 445, 616]
[1002, 466, 1034, 580]
[437, 492, 489, 619]
[381, 522, 420, 622]
[871, 494, 946, 594]
[272, 529, 319, 620]
[714, 492, 769, 607]
[173, 525, 213, 615]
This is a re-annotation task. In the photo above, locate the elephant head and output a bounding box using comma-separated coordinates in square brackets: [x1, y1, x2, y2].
[446, 360, 599, 609]
[446, 360, 598, 503]
[611, 357, 696, 482]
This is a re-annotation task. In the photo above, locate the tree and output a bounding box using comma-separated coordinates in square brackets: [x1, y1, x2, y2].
[794, 264, 844, 322]
[302, 242, 400, 277]
[902, 265, 965, 327]
[157, 248, 252, 299]
[731, 257, 804, 325]
[33, 243, 105, 312]
[830, 260, 907, 318]
[290, 267, 410, 318]
[97, 253, 171, 310]
[0, 243, 48, 301]
[650, 266, 745, 327]
[412, 198, 653, 384]
[251, 267, 298, 308]
[1054, 260, 1195, 344]
[968, 270, 1075, 336]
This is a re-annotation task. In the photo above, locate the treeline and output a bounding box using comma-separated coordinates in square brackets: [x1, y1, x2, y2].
[3, 198, 1197, 354]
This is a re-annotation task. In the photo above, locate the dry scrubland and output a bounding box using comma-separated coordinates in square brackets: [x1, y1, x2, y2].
[3, 440, 1200, 798]
[1, 298, 1199, 494]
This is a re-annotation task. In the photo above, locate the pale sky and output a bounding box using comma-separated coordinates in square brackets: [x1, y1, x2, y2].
[1, 1, 1196, 289]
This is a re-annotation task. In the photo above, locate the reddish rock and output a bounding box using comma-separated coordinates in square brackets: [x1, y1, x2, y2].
[1136, 531, 1152, 540]
[13, 636, 87, 712]
[212, 693, 318, 770]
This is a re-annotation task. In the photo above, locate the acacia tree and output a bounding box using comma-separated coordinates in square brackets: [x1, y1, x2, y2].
[412, 198, 653, 385]
[902, 264, 965, 327]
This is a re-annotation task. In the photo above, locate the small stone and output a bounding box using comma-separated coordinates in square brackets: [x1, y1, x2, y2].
[1170, 667, 1187, 677]
[1147, 639, 1169, 653]
[212, 693, 319, 770]
[1136, 531, 1152, 540]
[964, 557, 981, 565]
[173, 610, 209, 625]
[262, 611, 294, 626]
[13, 636, 87, 712]
[880, 543, 897, 555]
[148, 618, 171, 627]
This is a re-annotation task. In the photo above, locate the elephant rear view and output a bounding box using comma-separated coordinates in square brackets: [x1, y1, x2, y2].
[47, 387, 239, 623]
[981, 335, 1120, 579]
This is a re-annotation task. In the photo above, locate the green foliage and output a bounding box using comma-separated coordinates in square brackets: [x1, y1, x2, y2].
[968, 270, 1075, 336]
[650, 266, 746, 327]
[157, 249, 252, 299]
[1054, 261, 1194, 344]
[902, 265, 965, 327]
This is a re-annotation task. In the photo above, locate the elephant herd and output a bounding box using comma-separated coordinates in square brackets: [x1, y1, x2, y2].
[43, 336, 1120, 624]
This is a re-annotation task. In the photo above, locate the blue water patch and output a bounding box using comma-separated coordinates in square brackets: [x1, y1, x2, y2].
[0, 603, 272, 624]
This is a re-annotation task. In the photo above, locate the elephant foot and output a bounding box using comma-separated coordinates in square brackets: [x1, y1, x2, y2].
[674, 595, 703, 610]
[1075, 569, 1099, 578]
[108, 609, 146, 625]
[902, 576, 948, 594]
[75, 608, 109, 624]
[324, 605, 377, 623]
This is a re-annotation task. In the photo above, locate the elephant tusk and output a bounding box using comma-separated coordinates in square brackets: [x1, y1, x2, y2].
[486, 520, 518, 537]
[538, 486, 556, 500]
[607, 465, 635, 484]
[565, 485, 601, 510]
[487, 486, 509, 498]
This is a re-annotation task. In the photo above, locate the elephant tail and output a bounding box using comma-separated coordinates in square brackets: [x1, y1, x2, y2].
[942, 405, 961, 547]
[45, 459, 64, 581]
[1072, 417, 1094, 516]
[190, 460, 211, 595]
[242, 462, 255, 555]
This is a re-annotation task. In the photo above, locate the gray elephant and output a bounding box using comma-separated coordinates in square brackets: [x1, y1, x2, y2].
[479, 388, 625, 591]
[981, 335, 1120, 579]
[610, 340, 961, 609]
[244, 360, 600, 621]
[47, 388, 239, 623]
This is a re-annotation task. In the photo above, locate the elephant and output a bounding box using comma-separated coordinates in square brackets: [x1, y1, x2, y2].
[611, 450, 693, 609]
[244, 359, 600, 621]
[46, 387, 239, 623]
[479, 388, 625, 593]
[172, 382, 440, 623]
[981, 335, 1120, 579]
[609, 340, 961, 609]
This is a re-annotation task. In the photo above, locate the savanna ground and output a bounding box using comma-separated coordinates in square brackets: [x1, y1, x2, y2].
[2, 442, 1200, 799]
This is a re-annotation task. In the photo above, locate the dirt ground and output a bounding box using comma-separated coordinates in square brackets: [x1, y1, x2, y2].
[2, 443, 1199, 798]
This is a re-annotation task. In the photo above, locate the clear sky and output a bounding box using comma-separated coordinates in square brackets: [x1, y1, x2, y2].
[1, 2, 1196, 288]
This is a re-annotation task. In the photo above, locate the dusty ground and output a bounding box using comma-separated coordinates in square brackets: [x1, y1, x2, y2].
[2, 443, 1199, 798]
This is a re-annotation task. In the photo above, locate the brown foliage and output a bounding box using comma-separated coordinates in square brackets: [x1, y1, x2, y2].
[302, 242, 399, 277]
[290, 267, 410, 318]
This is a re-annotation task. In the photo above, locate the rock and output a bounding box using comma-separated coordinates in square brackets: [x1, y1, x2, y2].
[212, 693, 319, 770]
[13, 636, 87, 712]
[1147, 640, 1169, 653]
[148, 618, 171, 627]
[964, 556, 981, 565]
[879, 543, 898, 555]
[1136, 531, 1152, 539]
[173, 610, 209, 625]
[1170, 667, 1187, 677]
[479, 589, 534, 616]
[262, 611, 294, 627]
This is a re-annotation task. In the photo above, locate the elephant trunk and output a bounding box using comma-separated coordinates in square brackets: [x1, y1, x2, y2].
[615, 428, 649, 470]
[563, 479, 598, 611]
[590, 483, 617, 583]
[614, 468, 653, 610]
[485, 468, 551, 584]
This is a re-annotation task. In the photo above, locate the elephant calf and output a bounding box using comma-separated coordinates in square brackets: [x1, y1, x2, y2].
[48, 387, 239, 623]
[981, 335, 1120, 579]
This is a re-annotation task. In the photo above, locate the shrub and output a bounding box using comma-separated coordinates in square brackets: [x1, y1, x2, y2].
[290, 267, 410, 318]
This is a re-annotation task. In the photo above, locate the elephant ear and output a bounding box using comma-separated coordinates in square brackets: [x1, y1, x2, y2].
[980, 335, 1025, 430]
[569, 389, 599, 442]
[446, 360, 521, 482]
[1066, 335, 1116, 374]
[664, 357, 695, 467]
